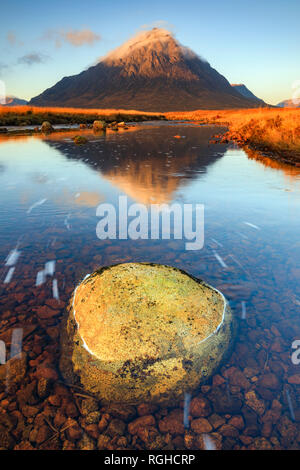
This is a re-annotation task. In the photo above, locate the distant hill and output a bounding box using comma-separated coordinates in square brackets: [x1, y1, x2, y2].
[2, 96, 28, 106]
[277, 99, 300, 108]
[231, 84, 266, 105]
[30, 28, 263, 112]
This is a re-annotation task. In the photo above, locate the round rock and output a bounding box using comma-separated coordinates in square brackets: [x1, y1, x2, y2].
[59, 263, 235, 405]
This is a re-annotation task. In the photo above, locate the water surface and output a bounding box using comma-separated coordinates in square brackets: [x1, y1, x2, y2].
[0, 123, 300, 450]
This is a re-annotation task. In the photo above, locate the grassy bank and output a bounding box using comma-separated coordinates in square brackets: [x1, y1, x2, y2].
[1, 106, 300, 165]
[167, 108, 300, 165]
[0, 105, 165, 126]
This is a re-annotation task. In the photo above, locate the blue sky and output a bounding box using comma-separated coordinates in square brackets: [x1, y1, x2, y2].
[0, 0, 299, 105]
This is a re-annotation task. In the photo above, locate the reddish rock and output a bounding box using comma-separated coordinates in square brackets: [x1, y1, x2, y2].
[62, 440, 76, 450]
[208, 413, 225, 430]
[45, 298, 64, 309]
[106, 418, 126, 437]
[262, 422, 273, 437]
[158, 409, 184, 435]
[22, 405, 39, 418]
[228, 415, 244, 430]
[224, 367, 250, 390]
[35, 425, 51, 444]
[35, 305, 60, 319]
[271, 340, 283, 353]
[258, 373, 279, 390]
[85, 424, 99, 440]
[288, 374, 300, 385]
[262, 408, 281, 425]
[240, 435, 253, 445]
[98, 414, 109, 433]
[128, 415, 156, 435]
[219, 424, 239, 438]
[14, 440, 35, 450]
[35, 366, 58, 381]
[251, 437, 272, 450]
[137, 403, 158, 416]
[48, 395, 61, 407]
[46, 327, 60, 340]
[190, 417, 212, 434]
[245, 391, 265, 416]
[212, 375, 225, 386]
[64, 400, 79, 418]
[65, 420, 83, 442]
[53, 411, 66, 429]
[97, 434, 111, 450]
[190, 396, 211, 417]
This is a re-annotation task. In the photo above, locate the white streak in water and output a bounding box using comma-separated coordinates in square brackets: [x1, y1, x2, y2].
[286, 388, 295, 421]
[183, 392, 191, 429]
[236, 231, 248, 240]
[213, 250, 228, 268]
[4, 267, 15, 284]
[27, 198, 47, 214]
[241, 301, 247, 319]
[5, 249, 21, 267]
[203, 434, 216, 450]
[45, 260, 55, 276]
[211, 238, 223, 247]
[244, 222, 260, 230]
[36, 270, 45, 287]
[10, 328, 23, 359]
[52, 279, 59, 300]
[229, 254, 252, 278]
[64, 213, 71, 230]
[0, 340, 6, 364]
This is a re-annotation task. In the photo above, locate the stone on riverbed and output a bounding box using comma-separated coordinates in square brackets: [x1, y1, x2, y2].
[92, 120, 106, 132]
[59, 263, 235, 405]
[41, 121, 54, 133]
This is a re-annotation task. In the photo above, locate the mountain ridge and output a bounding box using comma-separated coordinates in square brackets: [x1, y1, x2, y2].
[1, 95, 28, 106]
[30, 28, 264, 112]
[231, 84, 265, 105]
[277, 99, 300, 108]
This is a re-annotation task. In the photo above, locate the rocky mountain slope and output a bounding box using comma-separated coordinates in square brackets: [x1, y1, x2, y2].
[231, 84, 265, 105]
[30, 28, 262, 111]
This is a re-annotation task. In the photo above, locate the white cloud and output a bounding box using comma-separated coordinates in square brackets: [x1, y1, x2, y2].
[43, 28, 101, 48]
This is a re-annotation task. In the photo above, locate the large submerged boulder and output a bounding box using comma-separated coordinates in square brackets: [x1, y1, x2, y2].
[60, 263, 235, 405]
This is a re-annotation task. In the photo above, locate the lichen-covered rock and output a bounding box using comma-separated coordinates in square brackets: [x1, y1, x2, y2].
[59, 263, 235, 405]
[73, 135, 88, 145]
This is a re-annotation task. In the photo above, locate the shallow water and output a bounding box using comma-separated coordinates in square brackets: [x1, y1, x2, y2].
[0, 122, 300, 450]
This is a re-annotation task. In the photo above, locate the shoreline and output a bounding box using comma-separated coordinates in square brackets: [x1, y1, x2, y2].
[1, 106, 300, 166]
[211, 129, 300, 167]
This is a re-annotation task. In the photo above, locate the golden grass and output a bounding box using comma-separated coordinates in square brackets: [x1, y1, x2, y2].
[0, 105, 164, 127]
[1, 105, 299, 163]
[0, 105, 161, 116]
[167, 108, 300, 163]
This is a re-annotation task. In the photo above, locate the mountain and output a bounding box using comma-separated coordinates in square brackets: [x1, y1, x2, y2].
[277, 99, 300, 108]
[30, 28, 261, 112]
[2, 95, 28, 106]
[231, 84, 265, 105]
